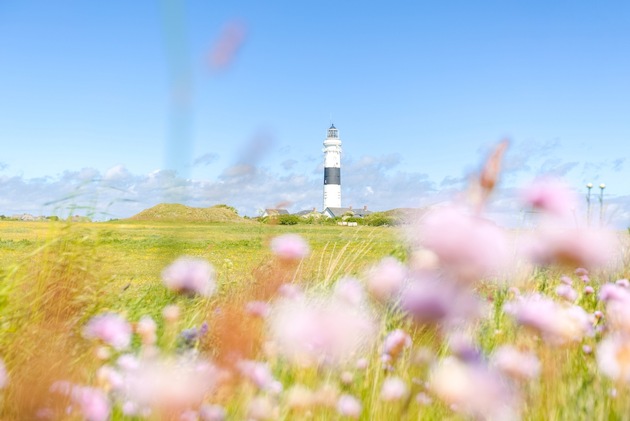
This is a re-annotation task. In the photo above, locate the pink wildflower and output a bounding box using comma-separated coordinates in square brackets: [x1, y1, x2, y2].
[137, 315, 157, 346]
[504, 294, 591, 345]
[382, 329, 412, 361]
[336, 394, 362, 419]
[162, 257, 216, 297]
[365, 257, 407, 302]
[237, 360, 279, 392]
[380, 377, 409, 401]
[556, 284, 578, 302]
[584, 286, 595, 295]
[597, 335, 630, 383]
[522, 178, 577, 218]
[247, 396, 277, 420]
[416, 206, 509, 282]
[430, 357, 519, 420]
[268, 295, 376, 366]
[72, 387, 110, 421]
[270, 234, 310, 260]
[527, 226, 615, 269]
[491, 346, 540, 380]
[83, 313, 132, 350]
[199, 404, 226, 421]
[333, 277, 366, 306]
[617, 279, 630, 288]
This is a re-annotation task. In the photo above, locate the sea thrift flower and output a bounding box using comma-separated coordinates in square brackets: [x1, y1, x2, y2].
[504, 294, 591, 345]
[402, 279, 479, 326]
[430, 357, 518, 420]
[365, 257, 407, 302]
[382, 329, 412, 361]
[522, 178, 577, 218]
[83, 313, 132, 350]
[268, 295, 376, 366]
[333, 277, 366, 306]
[380, 377, 409, 401]
[336, 394, 362, 419]
[584, 286, 595, 295]
[416, 205, 509, 282]
[491, 346, 540, 380]
[575, 268, 589, 276]
[122, 357, 220, 413]
[137, 315, 157, 346]
[597, 335, 630, 382]
[199, 404, 226, 421]
[73, 387, 110, 421]
[560, 275, 573, 286]
[237, 360, 279, 392]
[556, 284, 578, 302]
[162, 257, 216, 297]
[270, 234, 310, 260]
[617, 279, 630, 288]
[527, 226, 614, 269]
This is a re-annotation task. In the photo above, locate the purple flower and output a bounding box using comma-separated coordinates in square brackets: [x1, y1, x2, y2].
[162, 256, 216, 297]
[382, 329, 412, 361]
[83, 313, 132, 350]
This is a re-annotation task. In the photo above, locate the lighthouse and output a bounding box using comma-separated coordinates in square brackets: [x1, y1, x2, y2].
[323, 124, 342, 209]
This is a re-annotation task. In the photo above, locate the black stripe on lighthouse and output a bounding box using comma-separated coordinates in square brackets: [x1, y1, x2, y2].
[324, 167, 340, 185]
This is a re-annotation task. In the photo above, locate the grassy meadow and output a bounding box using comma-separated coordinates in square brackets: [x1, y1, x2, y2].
[0, 215, 628, 420]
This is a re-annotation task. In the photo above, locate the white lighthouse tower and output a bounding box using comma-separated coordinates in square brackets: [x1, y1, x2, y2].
[323, 124, 342, 209]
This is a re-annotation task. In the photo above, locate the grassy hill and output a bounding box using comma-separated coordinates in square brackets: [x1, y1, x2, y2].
[127, 203, 252, 223]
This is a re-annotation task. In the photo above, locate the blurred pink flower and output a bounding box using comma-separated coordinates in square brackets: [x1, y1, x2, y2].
[584, 286, 595, 295]
[268, 295, 376, 366]
[83, 313, 132, 350]
[365, 257, 407, 302]
[617, 279, 630, 288]
[162, 256, 216, 297]
[527, 227, 615, 269]
[380, 377, 409, 401]
[416, 206, 509, 282]
[522, 178, 577, 218]
[270, 234, 310, 260]
[491, 346, 540, 380]
[560, 275, 573, 286]
[430, 357, 519, 420]
[597, 335, 630, 383]
[504, 294, 591, 345]
[336, 394, 362, 419]
[237, 360, 279, 392]
[575, 267, 589, 276]
[66, 386, 110, 421]
[382, 329, 412, 361]
[122, 357, 220, 413]
[556, 284, 578, 302]
[199, 404, 226, 421]
[137, 315, 157, 346]
[402, 279, 479, 327]
[333, 277, 366, 306]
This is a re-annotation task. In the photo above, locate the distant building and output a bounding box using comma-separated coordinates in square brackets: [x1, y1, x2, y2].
[261, 209, 289, 218]
[322, 206, 372, 219]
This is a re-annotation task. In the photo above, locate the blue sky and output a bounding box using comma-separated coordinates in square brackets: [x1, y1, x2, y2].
[1, 1, 629, 225]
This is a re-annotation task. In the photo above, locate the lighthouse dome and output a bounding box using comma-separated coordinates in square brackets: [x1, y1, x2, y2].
[327, 124, 339, 139]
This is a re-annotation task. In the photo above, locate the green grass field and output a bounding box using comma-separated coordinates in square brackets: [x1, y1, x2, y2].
[0, 219, 628, 420]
